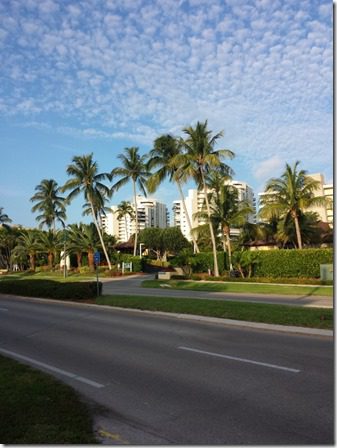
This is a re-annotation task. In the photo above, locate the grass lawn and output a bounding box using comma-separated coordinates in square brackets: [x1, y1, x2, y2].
[0, 271, 97, 282]
[0, 355, 97, 444]
[142, 280, 333, 297]
[97, 295, 333, 330]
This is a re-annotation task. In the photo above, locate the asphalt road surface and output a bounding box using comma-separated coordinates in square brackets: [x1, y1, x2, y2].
[101, 274, 333, 308]
[0, 294, 333, 444]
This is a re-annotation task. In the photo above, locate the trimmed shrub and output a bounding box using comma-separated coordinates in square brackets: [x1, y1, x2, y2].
[190, 252, 226, 274]
[253, 249, 333, 278]
[0, 280, 102, 300]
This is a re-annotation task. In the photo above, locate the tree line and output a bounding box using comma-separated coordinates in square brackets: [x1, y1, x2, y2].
[1, 120, 331, 275]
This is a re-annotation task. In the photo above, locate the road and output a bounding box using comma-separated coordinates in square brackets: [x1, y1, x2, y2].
[101, 274, 333, 308]
[0, 294, 333, 444]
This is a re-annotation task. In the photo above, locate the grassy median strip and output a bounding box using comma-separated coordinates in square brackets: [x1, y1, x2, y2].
[0, 355, 97, 444]
[97, 295, 333, 329]
[142, 280, 333, 297]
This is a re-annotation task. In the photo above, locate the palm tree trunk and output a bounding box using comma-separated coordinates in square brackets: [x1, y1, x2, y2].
[201, 170, 219, 277]
[88, 249, 95, 272]
[225, 232, 233, 271]
[30, 253, 36, 271]
[48, 252, 53, 269]
[76, 252, 82, 269]
[133, 181, 138, 257]
[176, 180, 200, 253]
[294, 214, 303, 249]
[89, 200, 112, 269]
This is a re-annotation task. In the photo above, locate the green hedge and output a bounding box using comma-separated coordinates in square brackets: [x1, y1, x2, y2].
[0, 280, 102, 300]
[190, 252, 227, 274]
[253, 249, 333, 278]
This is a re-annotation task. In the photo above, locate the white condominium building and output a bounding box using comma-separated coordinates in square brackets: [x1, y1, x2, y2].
[306, 173, 333, 227]
[102, 195, 169, 241]
[172, 181, 257, 242]
[258, 173, 334, 228]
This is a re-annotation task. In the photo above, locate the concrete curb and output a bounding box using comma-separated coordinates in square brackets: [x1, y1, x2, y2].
[1, 293, 332, 337]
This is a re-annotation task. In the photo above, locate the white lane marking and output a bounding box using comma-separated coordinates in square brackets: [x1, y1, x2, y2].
[0, 347, 105, 388]
[0, 307, 8, 311]
[178, 346, 301, 373]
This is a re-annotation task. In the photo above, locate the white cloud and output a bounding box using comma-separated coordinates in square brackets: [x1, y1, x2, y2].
[0, 0, 332, 185]
[253, 156, 284, 182]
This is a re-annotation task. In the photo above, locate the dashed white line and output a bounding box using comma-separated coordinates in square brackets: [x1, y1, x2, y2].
[0, 307, 8, 312]
[178, 346, 301, 373]
[0, 347, 105, 388]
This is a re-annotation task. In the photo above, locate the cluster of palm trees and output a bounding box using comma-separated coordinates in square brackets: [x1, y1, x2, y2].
[25, 120, 234, 276]
[1, 120, 328, 275]
[3, 224, 115, 272]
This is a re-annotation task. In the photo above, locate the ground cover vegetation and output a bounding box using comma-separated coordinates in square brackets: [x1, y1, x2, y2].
[97, 295, 333, 330]
[0, 120, 333, 281]
[0, 355, 97, 444]
[141, 279, 332, 297]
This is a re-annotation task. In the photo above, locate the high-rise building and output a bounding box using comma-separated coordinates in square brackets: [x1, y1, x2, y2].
[258, 173, 333, 228]
[102, 195, 169, 241]
[172, 181, 257, 242]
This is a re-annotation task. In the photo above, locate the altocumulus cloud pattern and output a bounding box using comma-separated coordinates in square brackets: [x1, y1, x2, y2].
[0, 0, 332, 171]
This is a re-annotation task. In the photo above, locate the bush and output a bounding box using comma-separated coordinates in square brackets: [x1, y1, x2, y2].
[190, 252, 226, 274]
[0, 280, 102, 300]
[253, 249, 333, 278]
[118, 255, 144, 272]
[78, 266, 91, 274]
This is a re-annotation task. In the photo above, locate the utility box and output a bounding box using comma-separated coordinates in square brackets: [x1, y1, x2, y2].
[320, 264, 333, 282]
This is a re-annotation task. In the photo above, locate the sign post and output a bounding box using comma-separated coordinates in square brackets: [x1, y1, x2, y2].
[94, 251, 100, 297]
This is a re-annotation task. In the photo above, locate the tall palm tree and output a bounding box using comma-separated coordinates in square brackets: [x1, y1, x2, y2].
[82, 196, 111, 230]
[30, 179, 66, 231]
[62, 154, 112, 269]
[115, 201, 135, 242]
[111, 147, 150, 256]
[147, 134, 200, 253]
[179, 120, 234, 276]
[0, 207, 12, 227]
[195, 174, 252, 271]
[259, 161, 325, 249]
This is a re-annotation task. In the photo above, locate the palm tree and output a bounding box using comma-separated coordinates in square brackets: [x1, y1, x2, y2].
[179, 120, 234, 276]
[115, 201, 135, 242]
[147, 134, 200, 253]
[259, 161, 325, 249]
[82, 196, 111, 230]
[66, 223, 83, 269]
[0, 207, 12, 227]
[12, 230, 39, 271]
[111, 147, 150, 256]
[36, 230, 61, 269]
[62, 154, 112, 269]
[67, 223, 101, 272]
[30, 179, 66, 231]
[195, 176, 252, 270]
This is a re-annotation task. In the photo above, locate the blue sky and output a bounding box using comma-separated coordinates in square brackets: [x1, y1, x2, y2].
[0, 0, 333, 227]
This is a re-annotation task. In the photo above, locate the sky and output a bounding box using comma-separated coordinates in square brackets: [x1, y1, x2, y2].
[0, 0, 333, 228]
